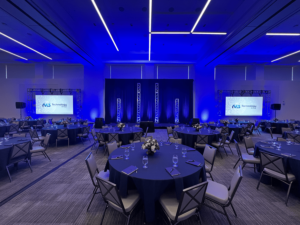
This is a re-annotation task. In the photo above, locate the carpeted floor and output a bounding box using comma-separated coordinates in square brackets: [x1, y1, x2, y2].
[0, 130, 300, 225]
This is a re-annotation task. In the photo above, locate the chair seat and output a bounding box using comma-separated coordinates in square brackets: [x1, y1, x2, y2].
[205, 163, 212, 172]
[225, 140, 231, 144]
[242, 154, 260, 163]
[97, 170, 110, 181]
[78, 133, 88, 137]
[159, 191, 196, 222]
[57, 136, 68, 139]
[32, 137, 45, 141]
[109, 190, 140, 213]
[129, 140, 141, 144]
[264, 168, 295, 182]
[31, 146, 46, 153]
[246, 148, 254, 155]
[12, 133, 26, 137]
[211, 142, 221, 147]
[205, 180, 228, 205]
[195, 143, 206, 148]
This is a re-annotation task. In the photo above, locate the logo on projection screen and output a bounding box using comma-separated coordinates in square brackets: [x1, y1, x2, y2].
[42, 103, 51, 107]
[232, 105, 240, 109]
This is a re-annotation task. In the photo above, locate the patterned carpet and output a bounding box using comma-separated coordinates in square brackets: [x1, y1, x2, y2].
[0, 129, 300, 225]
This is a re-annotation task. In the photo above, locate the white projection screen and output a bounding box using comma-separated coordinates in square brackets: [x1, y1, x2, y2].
[225, 97, 263, 116]
[36, 95, 73, 115]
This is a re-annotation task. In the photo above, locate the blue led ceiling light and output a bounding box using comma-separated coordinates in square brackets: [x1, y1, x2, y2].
[0, 32, 52, 60]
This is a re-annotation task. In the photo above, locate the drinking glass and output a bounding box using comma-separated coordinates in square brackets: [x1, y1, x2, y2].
[0, 137, 3, 145]
[142, 156, 148, 168]
[4, 134, 9, 141]
[173, 155, 178, 167]
[175, 143, 179, 149]
[276, 143, 281, 150]
[287, 140, 292, 145]
[182, 147, 187, 157]
[124, 149, 130, 160]
[131, 143, 135, 151]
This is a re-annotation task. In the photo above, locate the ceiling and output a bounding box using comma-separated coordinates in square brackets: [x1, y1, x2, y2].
[0, 0, 300, 66]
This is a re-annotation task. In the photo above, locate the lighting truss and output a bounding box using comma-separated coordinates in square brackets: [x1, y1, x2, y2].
[155, 83, 159, 123]
[175, 98, 179, 124]
[137, 83, 141, 123]
[117, 98, 121, 123]
[0, 32, 52, 60]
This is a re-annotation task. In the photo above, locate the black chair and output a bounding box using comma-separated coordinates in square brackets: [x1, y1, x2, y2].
[108, 133, 122, 147]
[194, 135, 208, 150]
[78, 126, 91, 143]
[6, 141, 32, 182]
[33, 119, 44, 130]
[56, 129, 69, 147]
[166, 127, 173, 141]
[129, 132, 143, 143]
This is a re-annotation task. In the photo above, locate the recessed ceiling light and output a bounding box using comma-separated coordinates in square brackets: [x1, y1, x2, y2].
[151, 32, 190, 34]
[271, 50, 300, 62]
[191, 0, 211, 32]
[0, 48, 28, 60]
[192, 32, 227, 35]
[266, 33, 300, 36]
[0, 32, 51, 60]
[91, 0, 119, 51]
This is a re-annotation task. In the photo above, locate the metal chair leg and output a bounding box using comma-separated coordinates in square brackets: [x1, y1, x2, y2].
[44, 152, 51, 162]
[126, 214, 131, 225]
[27, 160, 33, 172]
[223, 207, 232, 225]
[100, 203, 108, 225]
[242, 162, 246, 169]
[233, 159, 240, 169]
[87, 186, 98, 211]
[256, 172, 264, 190]
[6, 166, 12, 182]
[231, 203, 237, 217]
[208, 172, 214, 181]
[286, 181, 293, 206]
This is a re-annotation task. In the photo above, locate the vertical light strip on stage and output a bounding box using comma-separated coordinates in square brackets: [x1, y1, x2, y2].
[137, 83, 141, 123]
[155, 83, 159, 123]
[117, 98, 121, 123]
[175, 98, 179, 124]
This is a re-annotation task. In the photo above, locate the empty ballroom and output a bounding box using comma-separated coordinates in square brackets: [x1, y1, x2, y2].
[1, 0, 300, 224]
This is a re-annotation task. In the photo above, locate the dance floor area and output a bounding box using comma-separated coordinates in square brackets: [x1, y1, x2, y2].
[0, 130, 300, 225]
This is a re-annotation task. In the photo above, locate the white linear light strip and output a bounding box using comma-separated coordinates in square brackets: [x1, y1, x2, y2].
[266, 33, 300, 36]
[191, 0, 211, 32]
[192, 32, 227, 35]
[0, 32, 51, 60]
[149, 0, 152, 61]
[91, 0, 119, 51]
[0, 47, 28, 60]
[271, 50, 300, 62]
[151, 32, 190, 34]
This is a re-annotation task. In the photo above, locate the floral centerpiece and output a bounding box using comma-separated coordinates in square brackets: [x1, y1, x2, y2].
[193, 123, 202, 132]
[61, 120, 69, 127]
[25, 116, 32, 120]
[142, 138, 160, 155]
[117, 123, 125, 131]
[223, 120, 229, 126]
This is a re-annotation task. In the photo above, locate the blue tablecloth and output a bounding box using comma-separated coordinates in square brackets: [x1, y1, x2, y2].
[261, 122, 289, 134]
[0, 137, 32, 171]
[96, 127, 143, 145]
[0, 125, 10, 137]
[174, 128, 220, 150]
[41, 125, 88, 145]
[105, 142, 206, 222]
[17, 120, 46, 128]
[254, 141, 300, 193]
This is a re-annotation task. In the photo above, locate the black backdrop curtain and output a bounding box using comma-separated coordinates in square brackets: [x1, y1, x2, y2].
[105, 79, 193, 124]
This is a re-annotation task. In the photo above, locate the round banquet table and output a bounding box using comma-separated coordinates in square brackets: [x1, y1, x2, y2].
[0, 125, 10, 137]
[0, 137, 32, 171]
[105, 142, 206, 222]
[18, 120, 46, 128]
[260, 121, 289, 134]
[174, 127, 220, 150]
[95, 127, 143, 145]
[209, 124, 243, 142]
[41, 125, 89, 145]
[254, 141, 300, 195]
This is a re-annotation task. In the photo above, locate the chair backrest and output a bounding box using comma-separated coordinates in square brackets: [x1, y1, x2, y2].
[175, 181, 208, 222]
[244, 136, 254, 149]
[21, 121, 29, 127]
[108, 133, 119, 143]
[170, 138, 182, 144]
[228, 130, 235, 141]
[42, 133, 51, 148]
[29, 128, 39, 139]
[234, 140, 242, 160]
[172, 130, 179, 139]
[282, 127, 292, 134]
[91, 129, 97, 140]
[96, 177, 126, 214]
[228, 165, 243, 202]
[9, 124, 19, 133]
[133, 132, 143, 141]
[96, 132, 105, 142]
[145, 127, 149, 137]
[167, 127, 173, 135]
[196, 135, 208, 144]
[288, 123, 295, 130]
[277, 137, 286, 142]
[85, 152, 99, 187]
[107, 142, 118, 155]
[82, 126, 90, 134]
[221, 126, 229, 134]
[57, 129, 68, 137]
[259, 151, 288, 181]
[9, 141, 31, 163]
[215, 128, 222, 133]
[220, 134, 228, 145]
[37, 120, 44, 126]
[240, 126, 247, 135]
[203, 144, 217, 165]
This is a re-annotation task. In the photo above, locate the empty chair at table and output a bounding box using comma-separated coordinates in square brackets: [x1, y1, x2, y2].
[287, 133, 300, 143]
[6, 123, 20, 137]
[56, 128, 69, 147]
[221, 126, 229, 135]
[233, 140, 260, 172]
[141, 127, 152, 142]
[169, 131, 182, 144]
[257, 152, 296, 205]
[211, 133, 229, 159]
[203, 144, 217, 181]
[282, 127, 292, 134]
[30, 133, 51, 162]
[6, 141, 32, 182]
[253, 122, 262, 135]
[194, 135, 208, 151]
[129, 131, 143, 143]
[107, 142, 118, 155]
[33, 119, 44, 130]
[95, 132, 107, 154]
[78, 126, 91, 143]
[204, 165, 243, 225]
[20, 121, 30, 131]
[90, 129, 98, 149]
[244, 136, 255, 155]
[29, 127, 45, 145]
[238, 126, 248, 142]
[159, 181, 208, 225]
[85, 152, 110, 212]
[96, 176, 140, 225]
[224, 130, 235, 155]
[108, 133, 122, 147]
[166, 127, 173, 141]
[265, 122, 276, 138]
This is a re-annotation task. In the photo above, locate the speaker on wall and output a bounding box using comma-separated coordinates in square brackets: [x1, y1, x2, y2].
[271, 104, 281, 110]
[16, 102, 26, 109]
